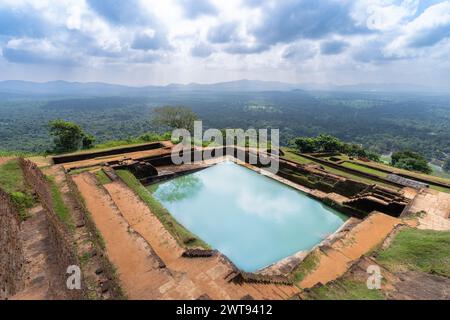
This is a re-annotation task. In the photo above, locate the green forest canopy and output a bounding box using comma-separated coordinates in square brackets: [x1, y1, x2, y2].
[0, 91, 449, 167]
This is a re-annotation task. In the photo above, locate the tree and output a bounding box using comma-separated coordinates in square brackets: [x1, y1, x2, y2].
[366, 151, 381, 162]
[48, 120, 85, 153]
[138, 131, 171, 142]
[392, 150, 420, 165]
[444, 158, 450, 172]
[290, 134, 381, 161]
[291, 137, 317, 153]
[391, 150, 431, 174]
[291, 134, 343, 154]
[81, 134, 95, 149]
[343, 143, 366, 157]
[395, 158, 432, 174]
[151, 106, 199, 134]
[315, 134, 344, 153]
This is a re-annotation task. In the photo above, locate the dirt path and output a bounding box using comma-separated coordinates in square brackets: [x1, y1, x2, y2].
[0, 157, 13, 166]
[11, 206, 67, 300]
[72, 173, 172, 299]
[299, 212, 400, 289]
[74, 173, 299, 299]
[405, 189, 450, 231]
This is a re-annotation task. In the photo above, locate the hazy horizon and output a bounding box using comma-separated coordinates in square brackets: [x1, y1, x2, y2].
[1, 1, 450, 87]
[2, 78, 449, 94]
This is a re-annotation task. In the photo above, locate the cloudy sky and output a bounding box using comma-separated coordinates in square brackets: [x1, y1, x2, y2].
[1, 0, 450, 87]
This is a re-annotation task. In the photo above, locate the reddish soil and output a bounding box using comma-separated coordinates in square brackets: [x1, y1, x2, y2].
[11, 205, 67, 300]
[0, 157, 13, 166]
[72, 173, 172, 299]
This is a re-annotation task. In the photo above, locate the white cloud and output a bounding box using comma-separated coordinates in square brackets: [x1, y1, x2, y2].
[3, 37, 78, 65]
[386, 1, 450, 57]
[352, 0, 419, 31]
[0, 0, 449, 86]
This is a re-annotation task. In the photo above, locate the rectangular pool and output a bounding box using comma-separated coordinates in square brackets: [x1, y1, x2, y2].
[149, 161, 347, 272]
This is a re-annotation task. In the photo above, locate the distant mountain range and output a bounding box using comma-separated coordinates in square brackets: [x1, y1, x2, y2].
[0, 79, 301, 96]
[0, 79, 447, 96]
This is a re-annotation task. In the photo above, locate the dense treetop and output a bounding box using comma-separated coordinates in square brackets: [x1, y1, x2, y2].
[391, 151, 432, 174]
[0, 91, 449, 166]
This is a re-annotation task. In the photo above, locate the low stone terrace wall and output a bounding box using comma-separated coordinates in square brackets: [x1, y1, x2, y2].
[300, 153, 405, 189]
[277, 157, 368, 196]
[142, 146, 275, 168]
[182, 249, 218, 258]
[347, 160, 450, 189]
[0, 188, 24, 299]
[19, 159, 85, 299]
[308, 152, 341, 158]
[52, 142, 165, 164]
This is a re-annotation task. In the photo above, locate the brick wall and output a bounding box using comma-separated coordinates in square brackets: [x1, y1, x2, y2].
[0, 188, 24, 299]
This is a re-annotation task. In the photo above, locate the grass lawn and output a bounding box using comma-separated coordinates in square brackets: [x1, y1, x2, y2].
[292, 251, 319, 284]
[304, 279, 385, 300]
[46, 175, 74, 229]
[95, 170, 112, 185]
[341, 161, 389, 178]
[69, 167, 99, 175]
[116, 169, 210, 249]
[281, 148, 313, 164]
[0, 159, 36, 220]
[429, 185, 450, 193]
[377, 228, 450, 278]
[321, 165, 396, 189]
[0, 150, 37, 157]
[0, 159, 25, 193]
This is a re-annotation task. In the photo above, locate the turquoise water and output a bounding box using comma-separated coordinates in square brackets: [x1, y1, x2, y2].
[150, 162, 347, 272]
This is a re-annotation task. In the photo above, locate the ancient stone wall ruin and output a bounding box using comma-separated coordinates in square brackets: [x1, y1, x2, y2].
[19, 159, 85, 299]
[278, 159, 368, 197]
[52, 142, 164, 164]
[0, 188, 24, 299]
